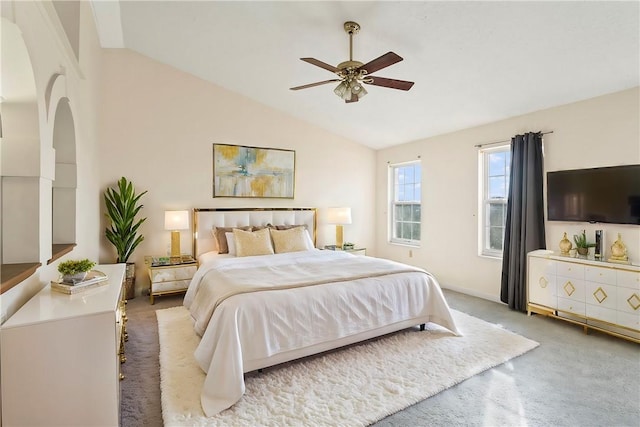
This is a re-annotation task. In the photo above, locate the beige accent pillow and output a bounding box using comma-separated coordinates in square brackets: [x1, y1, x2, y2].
[270, 226, 309, 254]
[212, 226, 251, 254]
[233, 228, 274, 257]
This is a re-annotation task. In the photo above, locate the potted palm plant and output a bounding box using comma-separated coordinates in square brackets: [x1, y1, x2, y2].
[104, 177, 148, 299]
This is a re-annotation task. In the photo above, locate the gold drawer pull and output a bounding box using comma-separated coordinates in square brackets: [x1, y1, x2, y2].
[563, 281, 576, 297]
[627, 293, 640, 311]
[119, 373, 125, 381]
[539, 277, 548, 288]
[593, 287, 607, 304]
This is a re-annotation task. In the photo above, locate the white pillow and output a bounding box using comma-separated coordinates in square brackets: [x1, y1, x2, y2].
[233, 228, 274, 257]
[225, 232, 237, 256]
[270, 226, 310, 254]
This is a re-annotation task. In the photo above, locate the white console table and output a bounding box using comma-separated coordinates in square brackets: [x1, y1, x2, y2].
[1, 264, 127, 426]
[527, 250, 640, 343]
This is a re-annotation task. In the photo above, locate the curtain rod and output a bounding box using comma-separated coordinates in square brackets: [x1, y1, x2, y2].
[474, 131, 554, 148]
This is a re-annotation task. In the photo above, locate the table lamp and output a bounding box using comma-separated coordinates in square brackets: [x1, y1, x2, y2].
[164, 210, 189, 263]
[327, 207, 352, 249]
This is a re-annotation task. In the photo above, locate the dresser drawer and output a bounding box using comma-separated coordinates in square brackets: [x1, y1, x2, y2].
[556, 262, 584, 280]
[152, 279, 191, 293]
[557, 296, 585, 316]
[585, 282, 617, 310]
[617, 289, 640, 315]
[556, 277, 585, 302]
[149, 265, 197, 283]
[585, 266, 616, 285]
[617, 311, 640, 332]
[617, 270, 640, 290]
[586, 303, 617, 325]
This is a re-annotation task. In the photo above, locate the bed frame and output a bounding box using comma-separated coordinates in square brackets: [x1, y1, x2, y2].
[192, 207, 317, 258]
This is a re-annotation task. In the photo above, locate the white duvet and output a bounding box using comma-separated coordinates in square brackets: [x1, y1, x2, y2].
[184, 250, 460, 416]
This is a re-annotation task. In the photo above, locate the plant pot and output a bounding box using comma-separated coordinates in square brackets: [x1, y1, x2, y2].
[124, 262, 136, 300]
[577, 247, 589, 256]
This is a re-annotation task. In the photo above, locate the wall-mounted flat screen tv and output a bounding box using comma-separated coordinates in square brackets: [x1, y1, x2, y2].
[547, 164, 640, 225]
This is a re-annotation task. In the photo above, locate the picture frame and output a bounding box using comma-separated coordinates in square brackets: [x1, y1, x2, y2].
[213, 143, 295, 198]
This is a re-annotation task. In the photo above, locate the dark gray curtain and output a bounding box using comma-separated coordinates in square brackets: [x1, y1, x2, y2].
[500, 132, 546, 311]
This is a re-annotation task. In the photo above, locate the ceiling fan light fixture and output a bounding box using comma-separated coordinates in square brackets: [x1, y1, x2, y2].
[334, 81, 349, 98]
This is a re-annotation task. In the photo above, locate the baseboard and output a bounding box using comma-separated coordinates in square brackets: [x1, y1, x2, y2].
[441, 284, 502, 304]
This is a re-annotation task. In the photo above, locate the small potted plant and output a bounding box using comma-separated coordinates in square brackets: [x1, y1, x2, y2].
[58, 259, 96, 284]
[573, 230, 595, 256]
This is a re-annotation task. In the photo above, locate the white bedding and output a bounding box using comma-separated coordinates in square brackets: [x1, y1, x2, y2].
[184, 250, 460, 416]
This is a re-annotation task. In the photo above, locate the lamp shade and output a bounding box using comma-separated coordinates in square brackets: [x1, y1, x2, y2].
[327, 207, 352, 225]
[164, 210, 189, 230]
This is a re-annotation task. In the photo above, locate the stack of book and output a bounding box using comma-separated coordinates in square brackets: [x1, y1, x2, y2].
[51, 270, 109, 294]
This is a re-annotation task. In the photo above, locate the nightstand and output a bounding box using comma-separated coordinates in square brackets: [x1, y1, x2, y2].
[145, 257, 197, 304]
[345, 248, 366, 256]
[322, 246, 366, 256]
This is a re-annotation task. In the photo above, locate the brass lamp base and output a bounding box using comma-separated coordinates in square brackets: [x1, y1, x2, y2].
[335, 225, 344, 250]
[170, 230, 181, 264]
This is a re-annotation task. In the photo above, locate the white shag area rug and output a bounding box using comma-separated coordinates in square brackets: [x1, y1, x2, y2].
[157, 306, 538, 427]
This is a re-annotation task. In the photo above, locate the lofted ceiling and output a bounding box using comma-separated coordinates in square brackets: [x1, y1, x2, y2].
[91, 1, 639, 150]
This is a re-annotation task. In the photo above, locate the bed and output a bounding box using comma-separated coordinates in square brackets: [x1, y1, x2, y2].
[184, 208, 460, 416]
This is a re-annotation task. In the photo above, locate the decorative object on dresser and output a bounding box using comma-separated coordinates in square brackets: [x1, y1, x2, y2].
[57, 258, 96, 283]
[104, 177, 148, 299]
[212, 143, 295, 198]
[1, 264, 127, 426]
[594, 230, 604, 260]
[164, 210, 190, 264]
[609, 233, 629, 264]
[51, 270, 109, 294]
[327, 207, 352, 249]
[558, 232, 572, 256]
[145, 256, 197, 304]
[527, 250, 639, 343]
[573, 230, 594, 257]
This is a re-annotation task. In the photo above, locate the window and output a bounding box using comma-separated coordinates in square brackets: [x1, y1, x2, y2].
[480, 146, 511, 257]
[390, 161, 421, 245]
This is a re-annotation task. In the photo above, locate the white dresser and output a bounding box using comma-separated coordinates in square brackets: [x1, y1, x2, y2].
[527, 250, 640, 343]
[1, 264, 127, 426]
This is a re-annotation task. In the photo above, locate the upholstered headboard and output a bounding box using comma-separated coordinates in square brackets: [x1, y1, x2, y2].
[193, 208, 317, 258]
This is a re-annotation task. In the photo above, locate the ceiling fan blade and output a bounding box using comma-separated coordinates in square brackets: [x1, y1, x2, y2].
[300, 58, 340, 73]
[290, 79, 341, 91]
[358, 52, 403, 75]
[365, 76, 414, 91]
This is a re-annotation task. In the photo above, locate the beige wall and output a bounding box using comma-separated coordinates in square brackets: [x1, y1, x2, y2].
[376, 87, 640, 301]
[98, 49, 376, 295]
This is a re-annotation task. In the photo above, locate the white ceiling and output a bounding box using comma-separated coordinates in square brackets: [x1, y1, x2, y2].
[91, 1, 639, 150]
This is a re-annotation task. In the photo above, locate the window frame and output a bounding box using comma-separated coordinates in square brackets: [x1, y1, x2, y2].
[389, 160, 422, 247]
[478, 144, 511, 258]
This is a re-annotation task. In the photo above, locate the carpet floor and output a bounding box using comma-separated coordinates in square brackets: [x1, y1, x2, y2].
[157, 306, 538, 426]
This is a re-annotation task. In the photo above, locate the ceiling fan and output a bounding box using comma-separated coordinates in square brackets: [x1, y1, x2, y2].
[290, 21, 415, 103]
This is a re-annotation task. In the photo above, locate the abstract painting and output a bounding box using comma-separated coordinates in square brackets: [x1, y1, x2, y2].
[213, 144, 295, 198]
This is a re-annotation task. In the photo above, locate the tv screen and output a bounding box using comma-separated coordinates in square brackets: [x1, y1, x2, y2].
[547, 165, 640, 225]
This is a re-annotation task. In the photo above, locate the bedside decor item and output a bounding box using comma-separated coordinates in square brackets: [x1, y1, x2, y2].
[104, 177, 148, 299]
[57, 258, 96, 283]
[213, 144, 295, 198]
[327, 207, 352, 249]
[165, 210, 190, 264]
[608, 233, 629, 264]
[343, 242, 355, 250]
[558, 232, 572, 256]
[573, 230, 594, 257]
